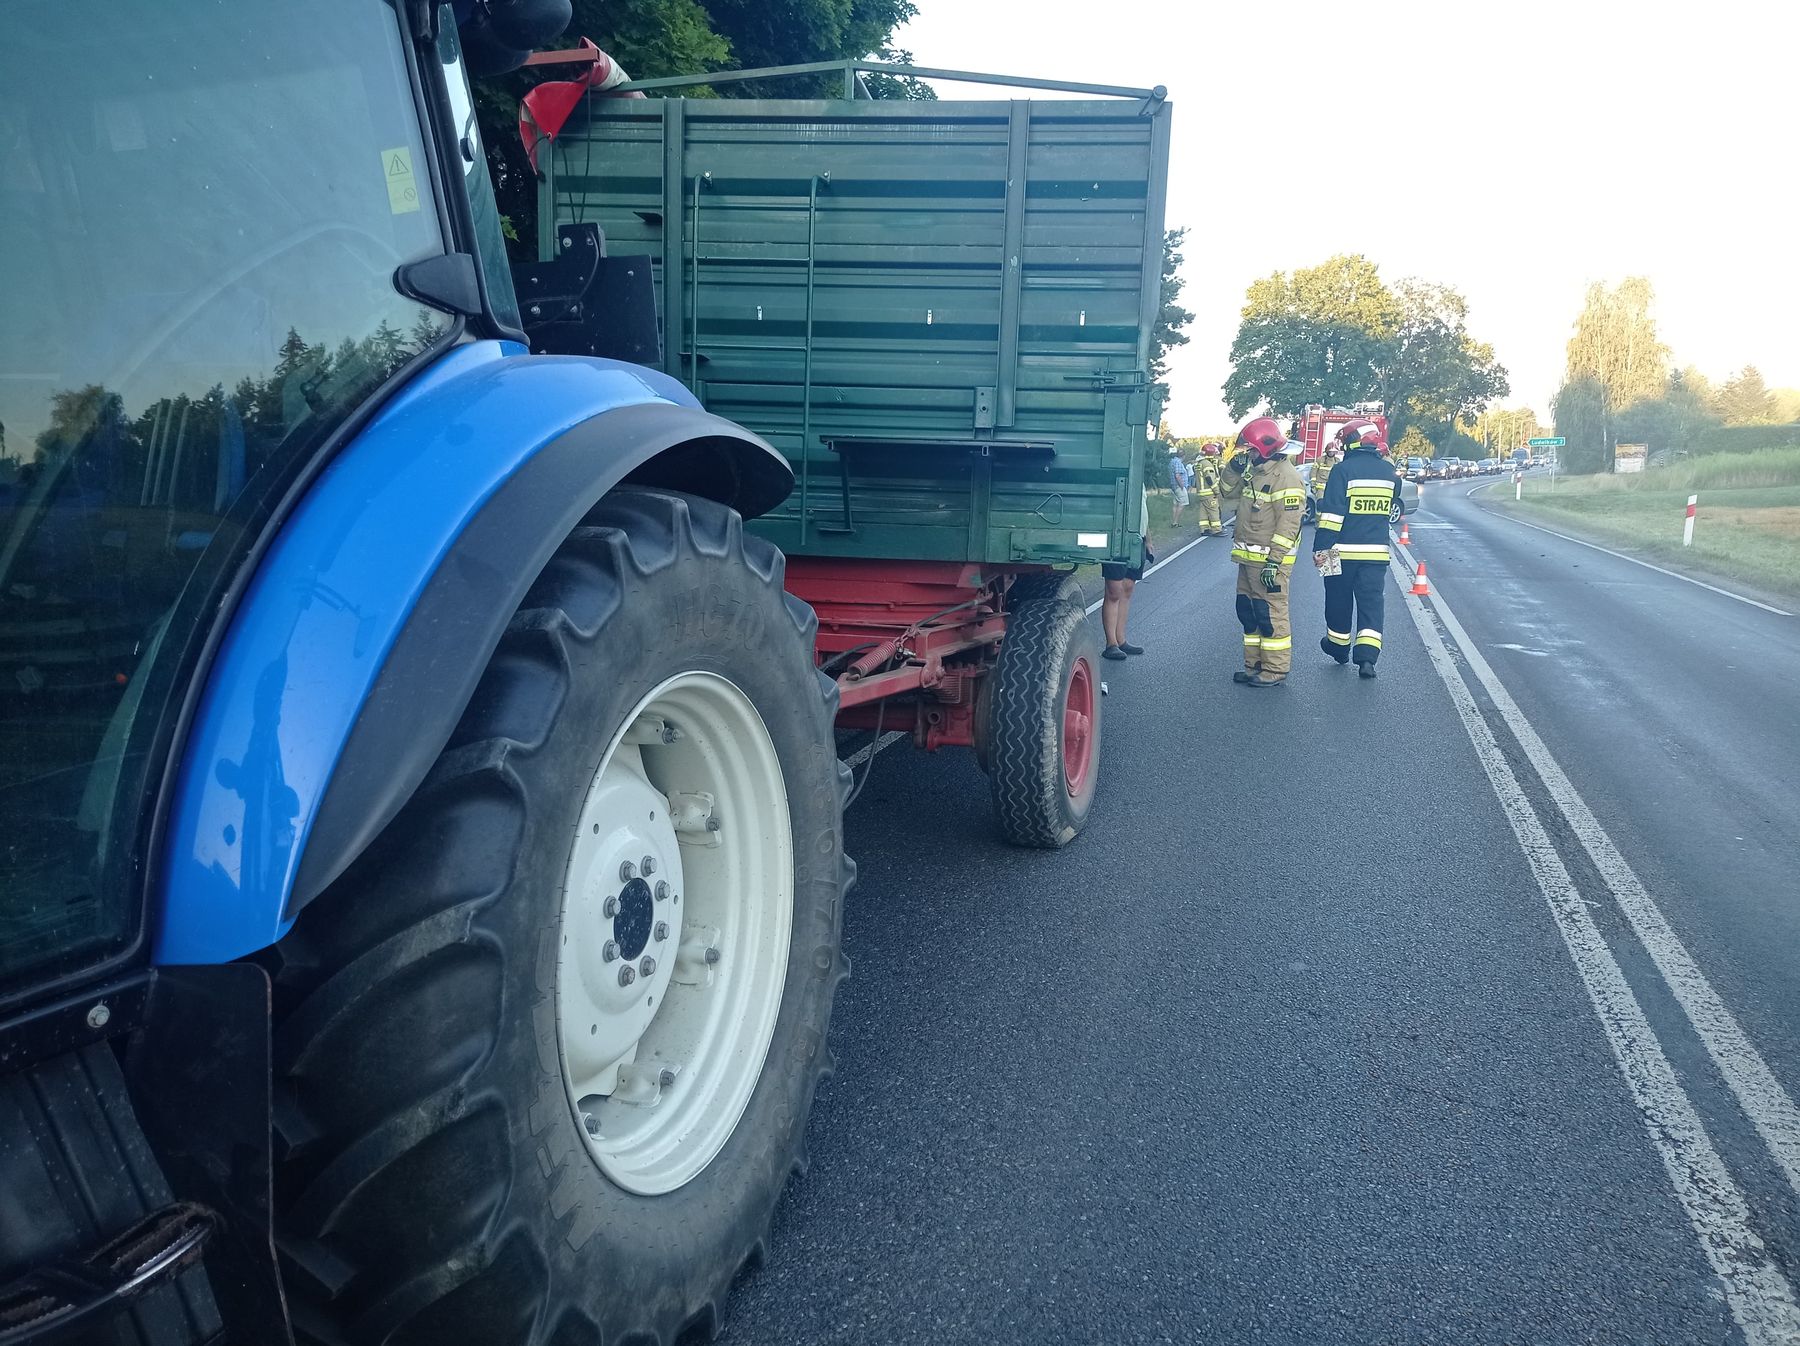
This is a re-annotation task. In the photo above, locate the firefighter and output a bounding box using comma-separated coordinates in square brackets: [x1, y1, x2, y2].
[1313, 420, 1398, 678]
[1194, 442, 1224, 535]
[1220, 417, 1306, 687]
[1306, 445, 1340, 520]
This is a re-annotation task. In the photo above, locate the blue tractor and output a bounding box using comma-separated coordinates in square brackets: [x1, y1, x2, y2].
[0, 3, 851, 1341]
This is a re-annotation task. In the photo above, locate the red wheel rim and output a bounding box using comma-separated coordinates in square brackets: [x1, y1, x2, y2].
[1062, 657, 1095, 796]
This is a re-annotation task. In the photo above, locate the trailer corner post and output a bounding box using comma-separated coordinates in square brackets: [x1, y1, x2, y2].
[660, 100, 687, 383]
[800, 173, 824, 547]
[996, 102, 1028, 429]
[1684, 494, 1697, 547]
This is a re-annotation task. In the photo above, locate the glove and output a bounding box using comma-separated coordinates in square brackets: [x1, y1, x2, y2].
[1260, 563, 1281, 592]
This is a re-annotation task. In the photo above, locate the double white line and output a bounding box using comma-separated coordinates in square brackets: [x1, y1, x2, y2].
[1394, 541, 1800, 1343]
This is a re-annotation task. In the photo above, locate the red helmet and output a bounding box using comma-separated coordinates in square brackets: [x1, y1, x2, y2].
[1201, 441, 1222, 456]
[1235, 417, 1287, 458]
[1340, 421, 1384, 451]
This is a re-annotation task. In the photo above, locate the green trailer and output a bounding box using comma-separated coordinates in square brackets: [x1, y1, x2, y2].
[523, 59, 1173, 846]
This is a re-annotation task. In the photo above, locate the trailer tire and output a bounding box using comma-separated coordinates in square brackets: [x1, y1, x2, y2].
[986, 599, 1101, 847]
[268, 489, 851, 1346]
[1005, 569, 1085, 611]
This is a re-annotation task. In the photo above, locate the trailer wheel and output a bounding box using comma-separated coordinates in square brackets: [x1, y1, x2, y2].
[1005, 569, 1085, 611]
[269, 490, 850, 1346]
[986, 599, 1101, 847]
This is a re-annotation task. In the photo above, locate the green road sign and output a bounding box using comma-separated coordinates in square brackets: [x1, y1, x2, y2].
[1529, 437, 1566, 447]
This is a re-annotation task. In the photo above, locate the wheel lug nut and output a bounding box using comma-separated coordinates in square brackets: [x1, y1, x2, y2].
[655, 880, 670, 901]
[602, 940, 619, 962]
[618, 966, 636, 987]
[603, 895, 620, 917]
[619, 860, 636, 882]
[641, 855, 656, 876]
[704, 947, 720, 966]
[639, 956, 656, 977]
[583, 1112, 600, 1137]
[654, 921, 669, 941]
[659, 1069, 676, 1087]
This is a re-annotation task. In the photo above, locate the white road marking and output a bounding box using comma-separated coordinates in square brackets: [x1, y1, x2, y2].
[1464, 482, 1793, 617]
[1407, 556, 1800, 1207]
[1395, 566, 1800, 1343]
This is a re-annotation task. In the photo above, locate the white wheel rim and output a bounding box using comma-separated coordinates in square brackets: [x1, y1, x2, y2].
[556, 672, 793, 1196]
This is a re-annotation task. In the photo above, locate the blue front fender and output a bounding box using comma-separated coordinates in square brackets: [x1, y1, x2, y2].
[154, 341, 785, 964]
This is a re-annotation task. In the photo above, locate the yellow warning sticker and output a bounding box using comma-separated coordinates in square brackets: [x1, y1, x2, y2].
[381, 146, 420, 215]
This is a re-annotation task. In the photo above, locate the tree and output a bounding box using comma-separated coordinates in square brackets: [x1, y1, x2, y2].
[1772, 388, 1800, 423]
[475, 0, 926, 258]
[1718, 365, 1777, 425]
[1474, 406, 1545, 458]
[1222, 254, 1399, 418]
[1221, 256, 1508, 445]
[1393, 425, 1433, 463]
[1376, 280, 1509, 445]
[1552, 375, 1608, 473]
[1560, 277, 1668, 459]
[1674, 364, 1719, 414]
[1152, 229, 1194, 418]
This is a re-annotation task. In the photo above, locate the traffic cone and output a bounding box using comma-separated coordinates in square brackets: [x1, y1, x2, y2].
[1398, 519, 1411, 546]
[1409, 560, 1431, 596]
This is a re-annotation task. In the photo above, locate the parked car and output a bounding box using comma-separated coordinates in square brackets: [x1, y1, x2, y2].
[1393, 477, 1421, 521]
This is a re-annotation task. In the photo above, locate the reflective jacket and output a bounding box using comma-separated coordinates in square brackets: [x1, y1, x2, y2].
[1314, 447, 1397, 563]
[1222, 454, 1305, 568]
[1307, 452, 1339, 498]
[1194, 458, 1221, 497]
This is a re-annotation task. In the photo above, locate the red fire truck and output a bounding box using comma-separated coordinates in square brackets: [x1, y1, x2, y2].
[1293, 402, 1391, 471]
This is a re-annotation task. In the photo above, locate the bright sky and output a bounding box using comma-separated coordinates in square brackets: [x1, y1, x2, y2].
[895, 0, 1800, 435]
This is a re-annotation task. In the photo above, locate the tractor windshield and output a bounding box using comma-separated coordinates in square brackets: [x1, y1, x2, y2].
[0, 2, 452, 990]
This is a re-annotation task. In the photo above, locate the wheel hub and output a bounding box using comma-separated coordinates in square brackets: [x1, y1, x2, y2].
[614, 876, 655, 959]
[1062, 657, 1095, 795]
[555, 673, 793, 1196]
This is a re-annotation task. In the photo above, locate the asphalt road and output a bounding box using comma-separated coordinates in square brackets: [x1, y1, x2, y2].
[725, 486, 1800, 1346]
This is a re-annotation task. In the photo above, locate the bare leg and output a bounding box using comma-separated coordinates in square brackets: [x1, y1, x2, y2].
[1102, 580, 1125, 646]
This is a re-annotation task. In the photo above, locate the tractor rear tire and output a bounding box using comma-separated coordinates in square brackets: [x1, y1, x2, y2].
[986, 599, 1101, 848]
[268, 489, 851, 1346]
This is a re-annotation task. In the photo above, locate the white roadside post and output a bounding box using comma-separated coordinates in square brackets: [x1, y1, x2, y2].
[1684, 494, 1697, 547]
[1515, 470, 1523, 501]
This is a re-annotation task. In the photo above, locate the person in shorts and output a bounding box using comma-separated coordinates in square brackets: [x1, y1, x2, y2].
[1167, 446, 1190, 528]
[1102, 487, 1152, 660]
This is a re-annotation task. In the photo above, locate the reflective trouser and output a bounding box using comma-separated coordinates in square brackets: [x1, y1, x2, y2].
[1235, 564, 1293, 676]
[1196, 492, 1221, 532]
[1323, 559, 1386, 666]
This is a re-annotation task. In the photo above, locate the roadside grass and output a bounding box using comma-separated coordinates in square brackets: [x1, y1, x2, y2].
[1530, 447, 1800, 494]
[1495, 455, 1800, 598]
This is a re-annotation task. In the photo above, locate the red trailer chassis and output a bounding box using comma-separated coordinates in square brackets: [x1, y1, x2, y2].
[783, 559, 1099, 832]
